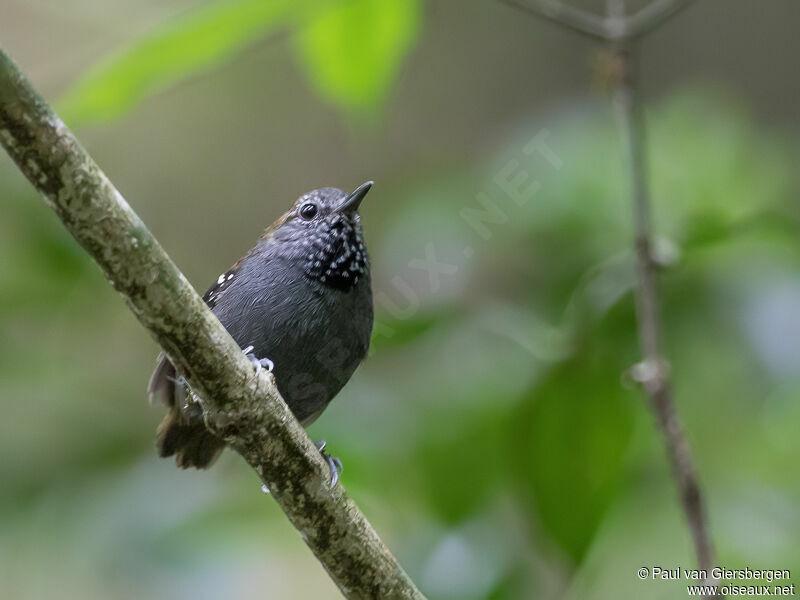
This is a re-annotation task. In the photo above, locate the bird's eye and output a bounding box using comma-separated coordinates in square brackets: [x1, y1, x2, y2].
[300, 203, 318, 220]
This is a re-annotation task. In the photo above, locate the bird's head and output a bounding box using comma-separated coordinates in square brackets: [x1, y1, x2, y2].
[264, 181, 373, 290]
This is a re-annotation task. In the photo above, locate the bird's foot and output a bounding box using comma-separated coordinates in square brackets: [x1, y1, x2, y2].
[259, 441, 341, 494]
[242, 345, 274, 374]
[315, 440, 343, 488]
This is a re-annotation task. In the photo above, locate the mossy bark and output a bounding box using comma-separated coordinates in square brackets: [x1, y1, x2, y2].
[0, 47, 424, 600]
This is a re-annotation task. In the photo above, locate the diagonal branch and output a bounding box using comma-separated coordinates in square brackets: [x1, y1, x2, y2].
[624, 0, 696, 38]
[501, 0, 696, 40]
[500, 0, 611, 39]
[0, 46, 425, 600]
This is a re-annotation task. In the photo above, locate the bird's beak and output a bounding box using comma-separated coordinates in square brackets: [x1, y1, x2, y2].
[337, 181, 373, 214]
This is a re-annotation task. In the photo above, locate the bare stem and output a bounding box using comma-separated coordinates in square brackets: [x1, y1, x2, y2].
[501, 0, 610, 39]
[499, 0, 717, 592]
[624, 0, 697, 38]
[501, 0, 696, 40]
[612, 41, 716, 585]
[0, 46, 425, 600]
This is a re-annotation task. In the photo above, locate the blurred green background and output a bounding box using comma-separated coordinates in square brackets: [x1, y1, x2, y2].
[1, 1, 799, 598]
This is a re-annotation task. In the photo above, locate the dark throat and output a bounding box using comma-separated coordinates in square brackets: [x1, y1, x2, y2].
[303, 216, 368, 291]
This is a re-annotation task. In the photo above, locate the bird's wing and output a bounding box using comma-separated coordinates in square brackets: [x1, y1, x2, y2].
[202, 261, 243, 309]
[148, 260, 242, 405]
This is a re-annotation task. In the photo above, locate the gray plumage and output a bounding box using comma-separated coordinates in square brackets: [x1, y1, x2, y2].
[148, 184, 374, 468]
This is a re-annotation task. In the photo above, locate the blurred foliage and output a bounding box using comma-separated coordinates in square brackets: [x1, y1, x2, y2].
[2, 2, 800, 599]
[59, 0, 297, 124]
[58, 0, 420, 125]
[515, 339, 637, 564]
[4, 87, 800, 598]
[295, 0, 420, 113]
[349, 91, 800, 596]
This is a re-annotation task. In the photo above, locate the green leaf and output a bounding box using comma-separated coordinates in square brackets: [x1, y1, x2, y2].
[415, 409, 512, 524]
[294, 0, 420, 112]
[58, 0, 300, 126]
[513, 346, 637, 564]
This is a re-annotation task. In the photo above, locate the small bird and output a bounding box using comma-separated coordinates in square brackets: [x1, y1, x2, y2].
[148, 182, 374, 481]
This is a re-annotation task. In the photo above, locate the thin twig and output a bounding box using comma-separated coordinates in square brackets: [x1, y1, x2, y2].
[625, 0, 697, 38]
[498, 0, 717, 592]
[612, 44, 717, 594]
[501, 0, 696, 40]
[0, 46, 425, 600]
[500, 0, 610, 40]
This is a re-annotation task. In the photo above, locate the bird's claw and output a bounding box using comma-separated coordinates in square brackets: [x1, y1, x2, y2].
[315, 440, 343, 488]
[260, 442, 342, 494]
[242, 345, 274, 374]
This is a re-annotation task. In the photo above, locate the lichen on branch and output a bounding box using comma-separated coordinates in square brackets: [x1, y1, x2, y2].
[0, 46, 424, 600]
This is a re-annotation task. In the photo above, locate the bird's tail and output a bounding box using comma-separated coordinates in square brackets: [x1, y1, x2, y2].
[148, 354, 225, 469]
